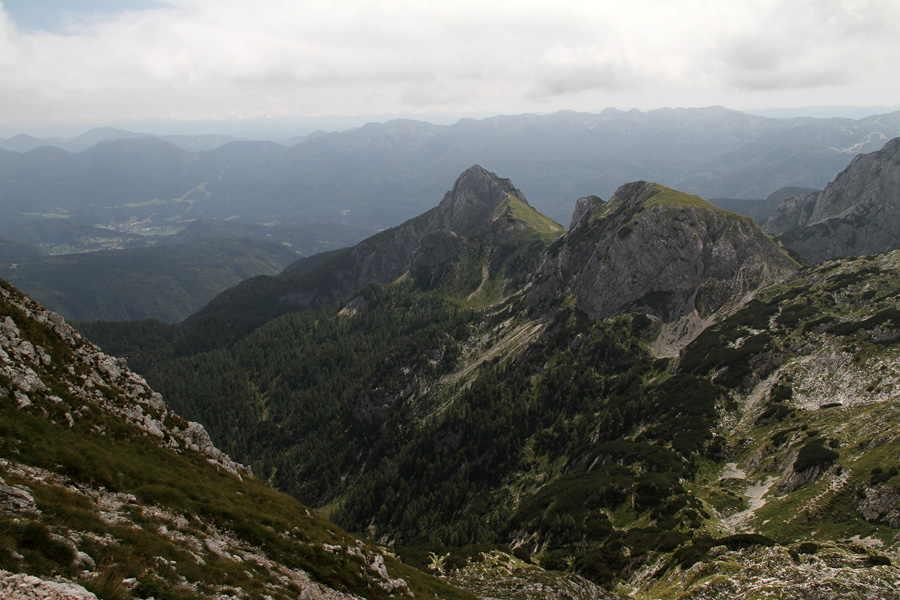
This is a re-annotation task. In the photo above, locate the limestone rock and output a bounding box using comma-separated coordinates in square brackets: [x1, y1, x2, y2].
[424, 165, 530, 238]
[0, 280, 251, 479]
[0, 484, 37, 513]
[0, 571, 98, 600]
[776, 463, 829, 495]
[409, 229, 467, 286]
[856, 485, 900, 528]
[569, 195, 604, 229]
[528, 182, 797, 339]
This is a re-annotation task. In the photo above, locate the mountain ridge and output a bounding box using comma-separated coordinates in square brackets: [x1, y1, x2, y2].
[3, 107, 899, 231]
[193, 165, 564, 328]
[44, 154, 900, 598]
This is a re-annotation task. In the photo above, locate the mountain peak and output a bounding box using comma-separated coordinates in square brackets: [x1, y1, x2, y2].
[592, 181, 723, 215]
[530, 181, 798, 350]
[430, 165, 531, 237]
[194, 167, 562, 321]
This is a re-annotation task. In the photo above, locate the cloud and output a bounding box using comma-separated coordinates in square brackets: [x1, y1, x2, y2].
[0, 0, 898, 131]
[527, 45, 637, 99]
[701, 0, 900, 93]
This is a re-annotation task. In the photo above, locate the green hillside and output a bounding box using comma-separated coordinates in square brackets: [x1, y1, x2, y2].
[73, 169, 900, 597]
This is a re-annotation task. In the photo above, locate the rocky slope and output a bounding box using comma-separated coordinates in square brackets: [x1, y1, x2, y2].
[764, 136, 900, 263]
[529, 181, 798, 351]
[0, 278, 473, 600]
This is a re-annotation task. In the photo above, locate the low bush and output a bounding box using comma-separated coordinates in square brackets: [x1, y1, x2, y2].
[794, 438, 839, 473]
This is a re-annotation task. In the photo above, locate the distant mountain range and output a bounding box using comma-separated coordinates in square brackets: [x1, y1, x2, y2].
[0, 127, 245, 153]
[2, 107, 899, 231]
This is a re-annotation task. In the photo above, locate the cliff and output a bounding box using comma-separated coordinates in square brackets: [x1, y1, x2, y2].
[528, 181, 798, 349]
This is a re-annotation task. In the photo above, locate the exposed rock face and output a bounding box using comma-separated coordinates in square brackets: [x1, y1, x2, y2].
[857, 485, 900, 528]
[0, 571, 99, 600]
[528, 182, 797, 333]
[0, 481, 37, 513]
[409, 229, 468, 287]
[776, 463, 830, 495]
[425, 165, 531, 238]
[569, 195, 604, 229]
[347, 165, 557, 288]
[664, 544, 900, 600]
[764, 136, 900, 262]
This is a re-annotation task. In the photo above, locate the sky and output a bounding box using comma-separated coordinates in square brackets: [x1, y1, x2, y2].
[1, 0, 898, 137]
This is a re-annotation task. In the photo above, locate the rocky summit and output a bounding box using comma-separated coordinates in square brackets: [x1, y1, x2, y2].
[765, 136, 900, 263]
[528, 181, 798, 351]
[196, 164, 563, 323]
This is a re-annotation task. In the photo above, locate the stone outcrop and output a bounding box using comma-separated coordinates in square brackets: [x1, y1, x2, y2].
[0, 571, 99, 600]
[0, 478, 37, 513]
[344, 165, 561, 292]
[527, 182, 797, 345]
[409, 229, 468, 286]
[424, 165, 532, 238]
[0, 281, 249, 478]
[764, 136, 900, 263]
[569, 195, 604, 229]
[856, 485, 900, 528]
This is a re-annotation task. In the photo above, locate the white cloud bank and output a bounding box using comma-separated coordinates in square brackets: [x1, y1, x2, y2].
[0, 0, 898, 133]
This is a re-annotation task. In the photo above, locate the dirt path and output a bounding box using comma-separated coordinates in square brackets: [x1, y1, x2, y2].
[722, 475, 778, 532]
[719, 462, 746, 480]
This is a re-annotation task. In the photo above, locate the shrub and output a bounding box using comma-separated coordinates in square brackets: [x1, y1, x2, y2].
[797, 542, 819, 555]
[871, 466, 899, 485]
[541, 548, 572, 571]
[794, 438, 839, 473]
[15, 521, 75, 566]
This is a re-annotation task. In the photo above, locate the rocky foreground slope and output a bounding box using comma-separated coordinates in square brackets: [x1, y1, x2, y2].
[0, 279, 473, 599]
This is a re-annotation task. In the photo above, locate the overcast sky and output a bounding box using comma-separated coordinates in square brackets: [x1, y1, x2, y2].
[1, 0, 898, 137]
